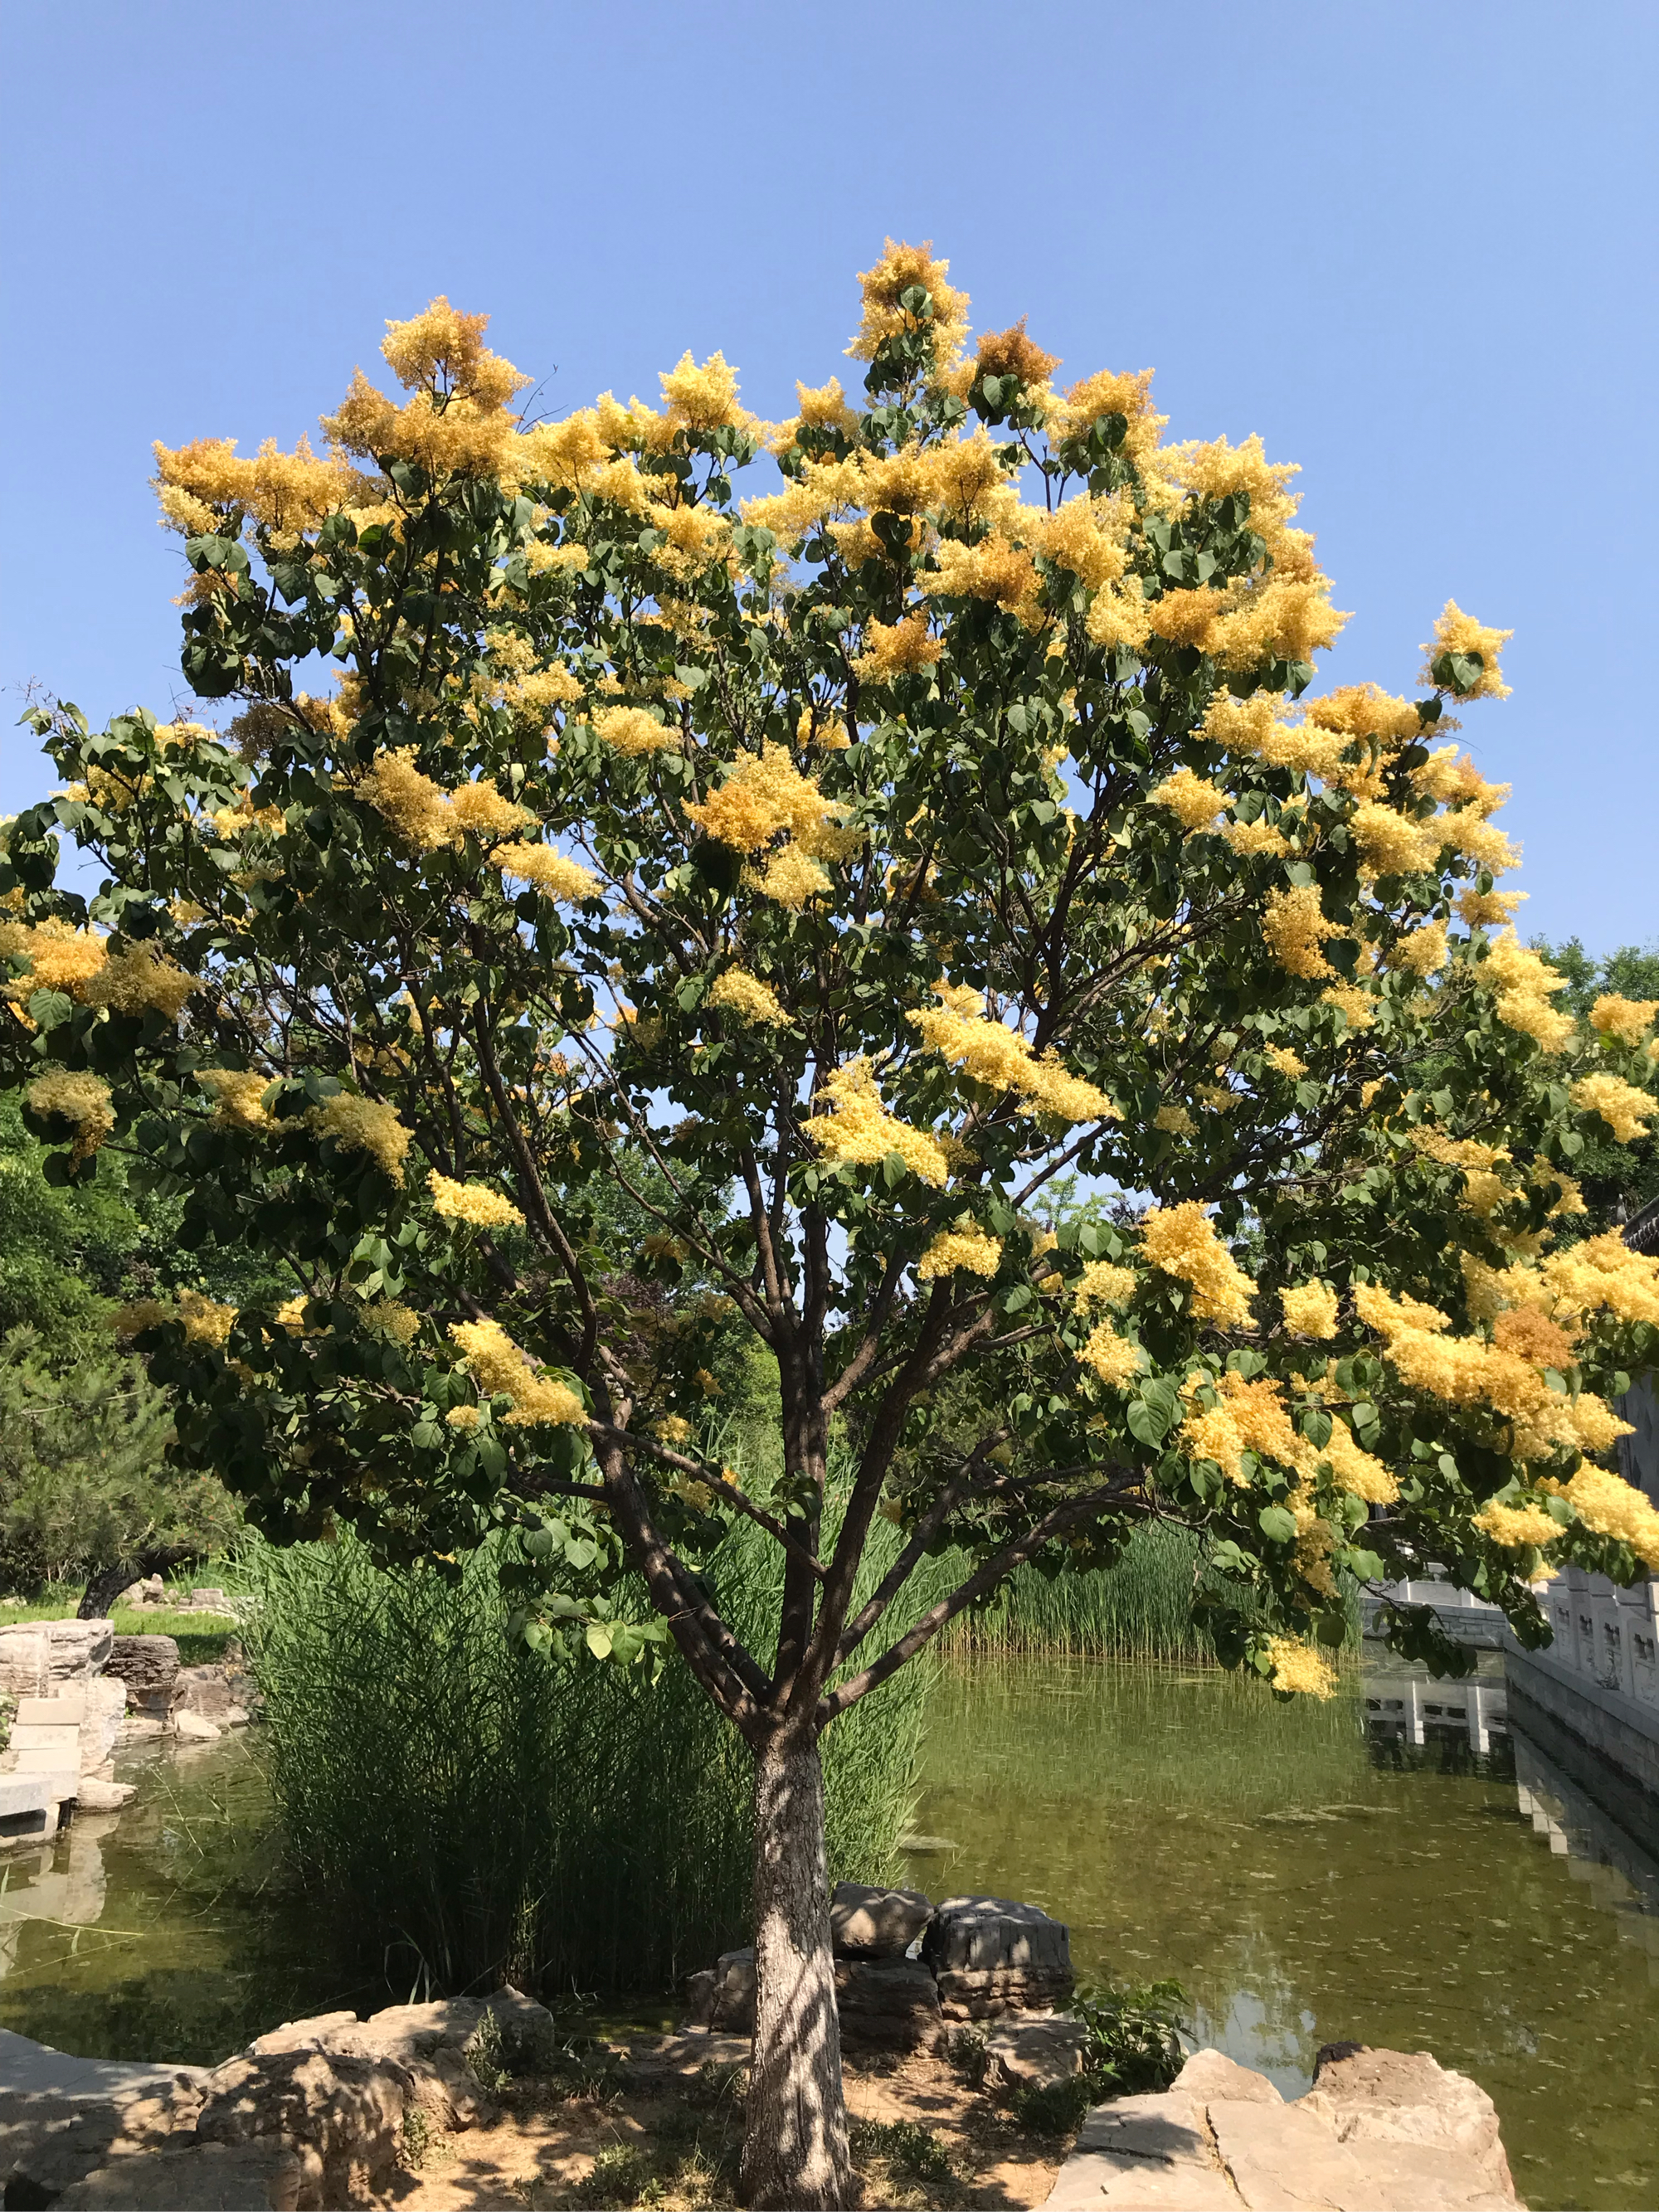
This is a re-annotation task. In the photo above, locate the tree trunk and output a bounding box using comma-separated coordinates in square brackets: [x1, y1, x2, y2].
[77, 1542, 201, 1621]
[738, 1721, 852, 2210]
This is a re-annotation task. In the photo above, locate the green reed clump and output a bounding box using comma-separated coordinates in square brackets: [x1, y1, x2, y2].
[246, 1510, 932, 2001]
[942, 1522, 1225, 1661]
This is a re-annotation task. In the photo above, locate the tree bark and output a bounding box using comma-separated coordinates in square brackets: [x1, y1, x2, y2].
[77, 1543, 202, 1621]
[738, 1721, 851, 2210]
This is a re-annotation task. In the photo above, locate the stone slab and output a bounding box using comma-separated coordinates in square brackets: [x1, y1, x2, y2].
[1208, 2095, 1512, 2211]
[1044, 2151, 1242, 2209]
[0, 1777, 57, 1818]
[0, 2027, 195, 2103]
[17, 1694, 85, 1725]
[9, 1724, 84, 1753]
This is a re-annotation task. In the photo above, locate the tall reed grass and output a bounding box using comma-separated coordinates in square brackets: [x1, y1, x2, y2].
[942, 1521, 1259, 1663]
[245, 1514, 932, 2001]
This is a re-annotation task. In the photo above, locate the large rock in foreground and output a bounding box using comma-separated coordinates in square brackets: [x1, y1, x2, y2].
[6, 1988, 557, 2210]
[1043, 2042, 1520, 2210]
[922, 1894, 1074, 2020]
[830, 1879, 932, 1958]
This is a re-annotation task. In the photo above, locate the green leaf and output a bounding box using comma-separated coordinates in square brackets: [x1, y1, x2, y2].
[1258, 1505, 1297, 1544]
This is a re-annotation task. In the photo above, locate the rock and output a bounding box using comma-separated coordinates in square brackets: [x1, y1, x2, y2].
[175, 1711, 223, 1743]
[107, 1634, 181, 1715]
[177, 1665, 239, 1720]
[46, 1619, 114, 1685]
[56, 2139, 324, 2210]
[681, 1967, 716, 2029]
[197, 2047, 404, 2205]
[1045, 2090, 1235, 2210]
[1044, 2046, 1522, 2212]
[830, 1879, 932, 1958]
[1207, 2092, 1515, 2210]
[983, 2013, 1087, 2093]
[223, 1704, 251, 1728]
[80, 1675, 128, 1772]
[0, 1627, 50, 1699]
[1170, 2046, 1283, 2105]
[118, 1715, 167, 1741]
[75, 1777, 136, 1812]
[834, 1957, 942, 2049]
[708, 1947, 756, 2034]
[1302, 2042, 1518, 2204]
[242, 1988, 552, 2134]
[191, 1587, 234, 1614]
[922, 1894, 1073, 2020]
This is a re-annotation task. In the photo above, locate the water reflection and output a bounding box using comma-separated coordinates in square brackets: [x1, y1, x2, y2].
[906, 1654, 1659, 2211]
[0, 1733, 369, 2064]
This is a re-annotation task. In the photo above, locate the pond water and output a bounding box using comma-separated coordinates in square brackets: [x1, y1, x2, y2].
[0, 1733, 367, 2065]
[902, 1656, 1659, 2212]
[0, 1663, 1654, 2210]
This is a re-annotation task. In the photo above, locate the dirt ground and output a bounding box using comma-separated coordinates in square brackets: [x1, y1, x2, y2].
[387, 2042, 1065, 2210]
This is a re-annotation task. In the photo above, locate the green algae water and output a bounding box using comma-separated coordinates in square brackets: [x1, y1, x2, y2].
[0, 1733, 370, 2065]
[902, 1658, 1659, 2212]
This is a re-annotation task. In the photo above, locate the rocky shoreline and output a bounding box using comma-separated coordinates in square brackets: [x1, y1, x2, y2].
[0, 1872, 1525, 2208]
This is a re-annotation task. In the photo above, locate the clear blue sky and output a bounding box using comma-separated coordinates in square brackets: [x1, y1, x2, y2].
[2, 1, 1653, 953]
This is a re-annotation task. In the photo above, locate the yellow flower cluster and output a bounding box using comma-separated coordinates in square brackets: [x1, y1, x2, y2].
[197, 1069, 275, 1130]
[428, 1169, 525, 1229]
[708, 969, 788, 1028]
[1589, 994, 1659, 1046]
[684, 744, 849, 857]
[25, 1069, 114, 1161]
[447, 1318, 585, 1427]
[1140, 1203, 1255, 1327]
[1569, 1072, 1657, 1143]
[1154, 1104, 1195, 1138]
[1456, 886, 1526, 930]
[1474, 931, 1574, 1053]
[1391, 920, 1449, 977]
[1182, 1371, 1311, 1484]
[276, 1296, 319, 1337]
[1353, 1282, 1627, 1462]
[1148, 767, 1227, 835]
[1262, 1043, 1308, 1079]
[1475, 1500, 1561, 1550]
[586, 697, 681, 760]
[1542, 1466, 1659, 1570]
[358, 750, 528, 850]
[750, 846, 834, 909]
[853, 614, 941, 682]
[1262, 885, 1339, 981]
[178, 1289, 237, 1348]
[152, 432, 356, 537]
[848, 238, 971, 371]
[1536, 1232, 1659, 1328]
[1420, 601, 1512, 700]
[1281, 1282, 1340, 1339]
[1047, 367, 1166, 477]
[1265, 1637, 1338, 1699]
[1350, 801, 1440, 881]
[805, 1058, 947, 1185]
[85, 942, 197, 1023]
[1079, 1323, 1143, 1388]
[360, 1300, 421, 1347]
[494, 843, 598, 904]
[0, 918, 109, 1002]
[916, 1223, 1003, 1281]
[909, 981, 1117, 1124]
[1074, 1262, 1137, 1310]
[306, 1094, 411, 1185]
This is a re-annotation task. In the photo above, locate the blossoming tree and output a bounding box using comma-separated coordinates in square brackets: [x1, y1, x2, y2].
[9, 249, 1659, 2206]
